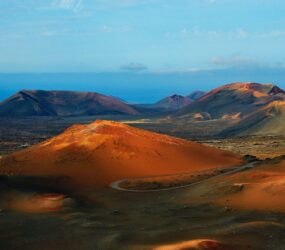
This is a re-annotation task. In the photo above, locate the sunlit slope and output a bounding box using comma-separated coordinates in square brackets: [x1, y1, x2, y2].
[0, 120, 243, 187]
[216, 158, 285, 213]
[221, 101, 285, 136]
[174, 82, 285, 119]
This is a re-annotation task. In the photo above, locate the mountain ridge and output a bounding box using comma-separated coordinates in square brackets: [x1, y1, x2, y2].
[174, 82, 285, 119]
[0, 90, 140, 117]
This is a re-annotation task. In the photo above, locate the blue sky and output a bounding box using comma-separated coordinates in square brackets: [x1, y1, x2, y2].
[0, 0, 285, 102]
[1, 0, 285, 73]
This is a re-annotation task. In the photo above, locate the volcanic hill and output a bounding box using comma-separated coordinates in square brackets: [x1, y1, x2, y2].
[0, 90, 140, 117]
[174, 82, 285, 119]
[153, 94, 192, 110]
[0, 120, 243, 187]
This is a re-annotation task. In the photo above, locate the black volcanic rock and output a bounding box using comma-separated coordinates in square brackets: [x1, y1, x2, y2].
[0, 90, 140, 117]
[268, 85, 285, 95]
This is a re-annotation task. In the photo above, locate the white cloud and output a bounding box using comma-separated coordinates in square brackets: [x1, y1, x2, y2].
[101, 25, 113, 33]
[52, 0, 83, 12]
[260, 30, 285, 38]
[179, 26, 285, 40]
[234, 28, 249, 39]
[154, 67, 204, 74]
[121, 63, 148, 71]
[41, 30, 57, 37]
[180, 26, 220, 38]
[210, 55, 257, 67]
[97, 25, 131, 34]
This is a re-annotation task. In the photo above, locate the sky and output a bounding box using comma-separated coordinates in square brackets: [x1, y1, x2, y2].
[0, 0, 285, 102]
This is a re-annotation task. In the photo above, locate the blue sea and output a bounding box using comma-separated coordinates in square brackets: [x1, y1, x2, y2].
[0, 68, 284, 104]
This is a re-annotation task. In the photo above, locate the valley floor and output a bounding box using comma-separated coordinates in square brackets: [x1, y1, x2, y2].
[0, 158, 285, 249]
[0, 116, 284, 159]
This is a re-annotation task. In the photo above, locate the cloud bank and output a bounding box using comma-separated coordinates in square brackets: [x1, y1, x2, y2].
[120, 63, 148, 71]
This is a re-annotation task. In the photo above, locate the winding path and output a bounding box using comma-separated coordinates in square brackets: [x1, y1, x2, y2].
[110, 162, 258, 192]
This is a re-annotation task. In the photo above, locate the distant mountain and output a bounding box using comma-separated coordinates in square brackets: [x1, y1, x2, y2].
[0, 90, 140, 117]
[0, 120, 243, 187]
[166, 82, 285, 137]
[187, 91, 206, 101]
[153, 94, 192, 110]
[174, 82, 285, 119]
[133, 94, 193, 112]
